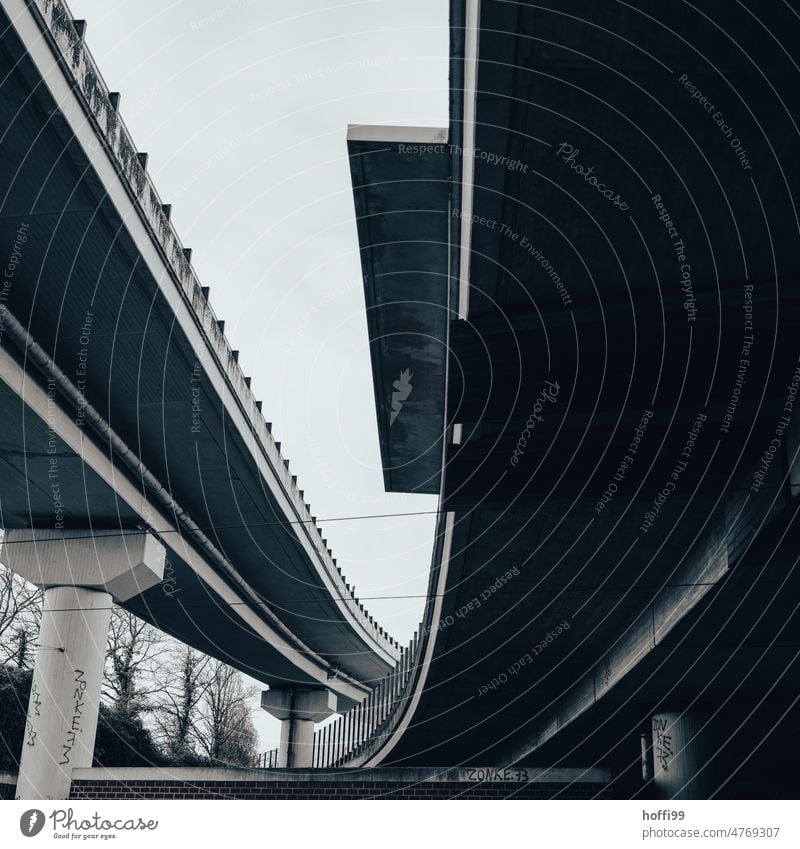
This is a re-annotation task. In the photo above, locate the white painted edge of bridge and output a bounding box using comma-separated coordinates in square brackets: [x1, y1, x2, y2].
[346, 124, 449, 144]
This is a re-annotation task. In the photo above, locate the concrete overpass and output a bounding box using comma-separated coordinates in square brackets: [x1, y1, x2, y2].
[4, 0, 800, 803]
[321, 0, 800, 800]
[0, 0, 400, 797]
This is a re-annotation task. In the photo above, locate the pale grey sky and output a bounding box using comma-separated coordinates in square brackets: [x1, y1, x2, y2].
[65, 0, 449, 749]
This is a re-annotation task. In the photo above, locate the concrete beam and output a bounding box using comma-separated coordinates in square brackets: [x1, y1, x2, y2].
[0, 529, 165, 601]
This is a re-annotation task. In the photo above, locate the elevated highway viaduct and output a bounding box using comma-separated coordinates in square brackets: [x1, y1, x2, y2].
[0, 0, 398, 797]
[4, 0, 800, 803]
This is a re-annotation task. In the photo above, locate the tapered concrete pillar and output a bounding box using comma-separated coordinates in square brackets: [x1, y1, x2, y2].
[261, 688, 337, 768]
[651, 711, 712, 799]
[17, 586, 112, 799]
[0, 529, 165, 799]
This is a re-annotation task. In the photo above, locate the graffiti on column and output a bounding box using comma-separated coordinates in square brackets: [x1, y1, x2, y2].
[653, 716, 674, 772]
[59, 668, 87, 766]
[25, 679, 42, 747]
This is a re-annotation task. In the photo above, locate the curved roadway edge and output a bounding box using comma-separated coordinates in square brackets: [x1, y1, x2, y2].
[344, 0, 474, 766]
[359, 511, 455, 767]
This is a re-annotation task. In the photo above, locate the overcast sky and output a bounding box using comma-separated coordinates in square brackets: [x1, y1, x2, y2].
[65, 0, 448, 748]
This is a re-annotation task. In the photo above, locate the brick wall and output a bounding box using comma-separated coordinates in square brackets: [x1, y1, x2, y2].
[67, 765, 610, 800]
[70, 779, 609, 800]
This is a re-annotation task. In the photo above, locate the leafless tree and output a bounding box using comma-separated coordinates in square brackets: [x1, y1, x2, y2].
[0, 563, 42, 669]
[151, 644, 210, 759]
[195, 659, 258, 766]
[103, 607, 167, 715]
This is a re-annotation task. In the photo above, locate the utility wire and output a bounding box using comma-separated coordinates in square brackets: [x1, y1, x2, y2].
[0, 509, 444, 546]
[11, 575, 797, 615]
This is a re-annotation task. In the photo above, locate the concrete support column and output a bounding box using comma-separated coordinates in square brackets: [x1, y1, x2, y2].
[261, 688, 338, 768]
[651, 711, 712, 800]
[0, 529, 166, 799]
[276, 712, 316, 769]
[640, 725, 654, 786]
[17, 586, 112, 800]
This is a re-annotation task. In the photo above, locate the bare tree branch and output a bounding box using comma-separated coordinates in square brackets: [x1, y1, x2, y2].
[102, 607, 167, 714]
[194, 659, 258, 766]
[150, 644, 210, 759]
[0, 563, 42, 669]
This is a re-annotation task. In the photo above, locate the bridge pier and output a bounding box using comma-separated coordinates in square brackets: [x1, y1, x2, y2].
[0, 529, 165, 799]
[17, 585, 112, 800]
[651, 710, 712, 799]
[261, 688, 338, 768]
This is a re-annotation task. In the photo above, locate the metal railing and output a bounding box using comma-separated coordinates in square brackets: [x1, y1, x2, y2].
[312, 627, 423, 768]
[255, 747, 280, 769]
